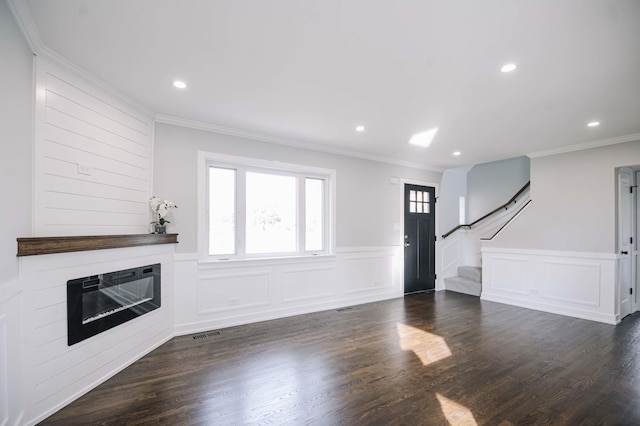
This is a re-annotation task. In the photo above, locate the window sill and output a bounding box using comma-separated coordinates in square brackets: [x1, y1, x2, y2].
[197, 253, 336, 269]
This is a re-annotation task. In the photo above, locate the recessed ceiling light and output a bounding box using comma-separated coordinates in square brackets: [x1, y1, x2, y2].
[173, 80, 187, 89]
[356, 126, 365, 132]
[409, 128, 439, 148]
[587, 121, 600, 127]
[500, 63, 517, 73]
[453, 151, 461, 156]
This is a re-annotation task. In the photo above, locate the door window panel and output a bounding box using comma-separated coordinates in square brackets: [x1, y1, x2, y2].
[408, 191, 430, 214]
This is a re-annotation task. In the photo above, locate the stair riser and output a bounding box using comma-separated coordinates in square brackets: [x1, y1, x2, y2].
[458, 266, 482, 283]
[444, 277, 482, 297]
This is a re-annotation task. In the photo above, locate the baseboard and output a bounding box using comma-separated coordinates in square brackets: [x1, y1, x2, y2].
[174, 290, 401, 336]
[481, 292, 618, 325]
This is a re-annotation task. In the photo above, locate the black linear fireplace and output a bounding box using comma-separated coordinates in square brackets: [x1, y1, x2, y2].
[67, 263, 161, 346]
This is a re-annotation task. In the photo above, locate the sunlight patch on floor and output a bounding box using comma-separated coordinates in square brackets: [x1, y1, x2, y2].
[396, 322, 452, 366]
[436, 393, 478, 426]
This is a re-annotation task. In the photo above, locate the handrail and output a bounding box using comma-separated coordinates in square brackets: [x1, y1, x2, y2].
[480, 199, 532, 241]
[441, 181, 530, 239]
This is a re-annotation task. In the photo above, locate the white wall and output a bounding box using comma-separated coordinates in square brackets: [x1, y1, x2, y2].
[0, 3, 33, 424]
[439, 168, 468, 235]
[0, 0, 33, 283]
[489, 141, 640, 253]
[467, 156, 530, 222]
[153, 123, 441, 252]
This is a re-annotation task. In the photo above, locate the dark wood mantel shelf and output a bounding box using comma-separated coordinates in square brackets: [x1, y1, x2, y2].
[17, 233, 178, 257]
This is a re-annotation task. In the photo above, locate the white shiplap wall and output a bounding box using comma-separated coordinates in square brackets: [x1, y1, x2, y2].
[34, 57, 153, 236]
[20, 245, 175, 424]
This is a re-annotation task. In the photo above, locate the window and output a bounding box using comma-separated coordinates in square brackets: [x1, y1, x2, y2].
[200, 152, 334, 260]
[408, 189, 430, 214]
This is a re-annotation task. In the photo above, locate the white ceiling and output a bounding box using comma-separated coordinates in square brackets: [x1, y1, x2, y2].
[19, 0, 640, 170]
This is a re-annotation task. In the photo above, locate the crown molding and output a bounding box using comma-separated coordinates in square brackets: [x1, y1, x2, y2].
[527, 133, 640, 159]
[155, 114, 443, 172]
[6, 0, 43, 53]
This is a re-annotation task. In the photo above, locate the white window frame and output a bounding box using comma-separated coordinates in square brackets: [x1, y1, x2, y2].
[198, 151, 336, 262]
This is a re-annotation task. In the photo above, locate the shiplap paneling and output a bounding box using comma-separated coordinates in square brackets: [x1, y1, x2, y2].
[0, 279, 24, 426]
[20, 245, 174, 424]
[0, 316, 9, 426]
[34, 58, 153, 236]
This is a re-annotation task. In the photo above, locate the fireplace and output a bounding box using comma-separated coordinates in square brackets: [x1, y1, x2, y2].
[67, 263, 161, 345]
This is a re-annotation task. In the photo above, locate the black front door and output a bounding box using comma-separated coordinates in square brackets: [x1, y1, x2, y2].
[404, 184, 436, 294]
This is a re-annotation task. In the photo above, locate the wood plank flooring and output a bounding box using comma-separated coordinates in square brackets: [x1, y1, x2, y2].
[41, 291, 640, 425]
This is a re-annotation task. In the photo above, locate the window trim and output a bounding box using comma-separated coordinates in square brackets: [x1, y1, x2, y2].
[198, 151, 336, 263]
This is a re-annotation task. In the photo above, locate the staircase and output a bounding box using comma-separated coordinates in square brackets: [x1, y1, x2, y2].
[444, 266, 482, 297]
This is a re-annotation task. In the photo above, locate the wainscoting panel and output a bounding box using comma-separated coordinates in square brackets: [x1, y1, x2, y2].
[20, 244, 175, 425]
[174, 247, 402, 335]
[198, 272, 270, 314]
[482, 247, 617, 324]
[441, 235, 462, 275]
[542, 261, 601, 307]
[490, 256, 531, 295]
[281, 267, 336, 303]
[343, 253, 395, 294]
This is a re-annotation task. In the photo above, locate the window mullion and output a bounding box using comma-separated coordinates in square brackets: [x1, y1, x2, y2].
[236, 167, 247, 257]
[298, 175, 306, 253]
[323, 178, 330, 253]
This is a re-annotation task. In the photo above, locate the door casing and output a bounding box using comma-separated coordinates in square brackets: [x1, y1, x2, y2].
[617, 167, 637, 319]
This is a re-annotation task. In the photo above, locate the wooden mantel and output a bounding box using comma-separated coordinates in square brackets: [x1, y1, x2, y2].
[17, 234, 178, 257]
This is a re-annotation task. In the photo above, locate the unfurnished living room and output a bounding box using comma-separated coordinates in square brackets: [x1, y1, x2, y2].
[1, 1, 640, 425]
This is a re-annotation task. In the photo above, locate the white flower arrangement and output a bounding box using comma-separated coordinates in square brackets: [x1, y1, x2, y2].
[149, 196, 178, 226]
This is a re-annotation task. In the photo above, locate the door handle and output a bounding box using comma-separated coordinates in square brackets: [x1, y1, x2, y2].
[621, 251, 629, 255]
[404, 242, 411, 248]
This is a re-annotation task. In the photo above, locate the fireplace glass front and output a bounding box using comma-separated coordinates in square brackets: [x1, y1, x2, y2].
[67, 263, 161, 345]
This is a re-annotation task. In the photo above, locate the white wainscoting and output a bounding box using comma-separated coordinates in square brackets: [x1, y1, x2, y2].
[174, 246, 402, 335]
[0, 278, 23, 426]
[33, 57, 154, 236]
[19, 245, 175, 425]
[481, 247, 618, 324]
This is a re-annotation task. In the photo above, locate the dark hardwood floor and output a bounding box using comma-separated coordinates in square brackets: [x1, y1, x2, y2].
[41, 292, 640, 425]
